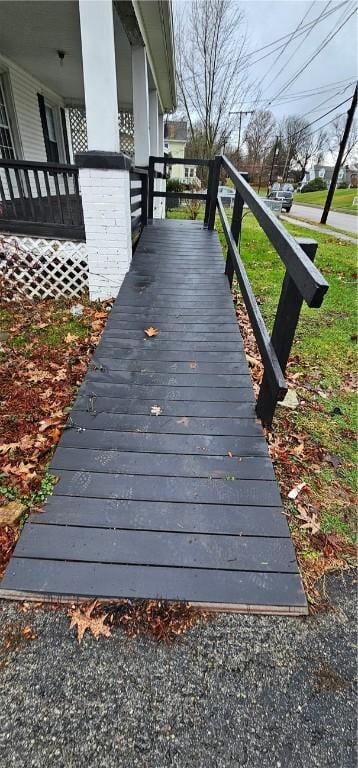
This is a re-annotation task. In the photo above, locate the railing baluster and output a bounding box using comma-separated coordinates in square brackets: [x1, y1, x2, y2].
[141, 172, 148, 227]
[207, 155, 221, 230]
[33, 169, 45, 222]
[148, 156, 155, 220]
[256, 238, 318, 426]
[23, 169, 35, 220]
[225, 188, 244, 288]
[4, 167, 17, 219]
[53, 171, 64, 223]
[203, 160, 213, 227]
[62, 171, 73, 224]
[14, 169, 27, 218]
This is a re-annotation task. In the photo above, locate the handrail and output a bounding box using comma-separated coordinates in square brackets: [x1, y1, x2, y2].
[0, 158, 78, 173]
[209, 153, 329, 425]
[221, 155, 328, 308]
[217, 196, 287, 399]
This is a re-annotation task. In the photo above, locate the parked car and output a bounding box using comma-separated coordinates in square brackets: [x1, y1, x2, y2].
[268, 183, 293, 212]
[218, 186, 235, 206]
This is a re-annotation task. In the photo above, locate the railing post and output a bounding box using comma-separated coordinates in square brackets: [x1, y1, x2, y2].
[225, 189, 243, 288]
[256, 237, 318, 426]
[148, 156, 154, 220]
[141, 172, 148, 227]
[203, 160, 213, 227]
[207, 155, 221, 230]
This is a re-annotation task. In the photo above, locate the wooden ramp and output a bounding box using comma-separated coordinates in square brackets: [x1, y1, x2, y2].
[0, 219, 307, 614]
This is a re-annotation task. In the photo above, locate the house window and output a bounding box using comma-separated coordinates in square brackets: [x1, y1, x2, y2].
[184, 167, 189, 178]
[44, 103, 60, 163]
[0, 76, 15, 159]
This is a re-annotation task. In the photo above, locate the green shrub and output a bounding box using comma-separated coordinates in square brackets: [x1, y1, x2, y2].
[166, 178, 185, 193]
[337, 181, 348, 189]
[301, 177, 327, 192]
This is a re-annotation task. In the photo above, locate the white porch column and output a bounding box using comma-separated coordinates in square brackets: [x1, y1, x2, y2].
[149, 89, 159, 157]
[77, 0, 132, 301]
[132, 46, 150, 167]
[149, 90, 160, 217]
[79, 0, 119, 152]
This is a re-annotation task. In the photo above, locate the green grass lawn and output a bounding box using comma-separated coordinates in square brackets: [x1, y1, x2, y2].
[169, 204, 357, 588]
[294, 187, 358, 215]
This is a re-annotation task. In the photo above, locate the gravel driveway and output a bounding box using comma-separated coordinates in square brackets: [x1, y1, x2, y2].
[0, 573, 356, 768]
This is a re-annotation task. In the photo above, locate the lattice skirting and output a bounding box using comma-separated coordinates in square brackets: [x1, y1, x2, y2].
[0, 235, 89, 300]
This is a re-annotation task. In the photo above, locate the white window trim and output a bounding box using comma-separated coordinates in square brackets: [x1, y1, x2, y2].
[44, 98, 65, 163]
[0, 68, 22, 158]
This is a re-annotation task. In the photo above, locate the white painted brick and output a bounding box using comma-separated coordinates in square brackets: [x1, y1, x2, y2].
[79, 166, 132, 301]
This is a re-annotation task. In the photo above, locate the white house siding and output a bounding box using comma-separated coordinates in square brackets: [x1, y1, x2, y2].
[0, 54, 67, 200]
[0, 53, 65, 161]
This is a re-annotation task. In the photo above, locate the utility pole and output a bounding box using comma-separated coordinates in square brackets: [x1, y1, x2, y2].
[267, 135, 280, 195]
[229, 109, 254, 162]
[321, 84, 357, 224]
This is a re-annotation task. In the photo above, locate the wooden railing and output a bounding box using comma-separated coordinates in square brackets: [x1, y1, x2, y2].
[130, 167, 148, 244]
[0, 158, 85, 240]
[148, 156, 209, 218]
[210, 155, 328, 425]
[148, 153, 329, 426]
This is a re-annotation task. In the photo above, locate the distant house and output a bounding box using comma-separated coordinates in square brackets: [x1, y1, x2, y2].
[305, 164, 358, 187]
[164, 120, 197, 184]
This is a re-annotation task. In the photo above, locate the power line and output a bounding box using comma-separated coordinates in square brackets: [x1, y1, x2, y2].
[284, 95, 354, 139]
[255, 1, 315, 93]
[267, 4, 356, 105]
[241, 0, 348, 63]
[264, 1, 330, 94]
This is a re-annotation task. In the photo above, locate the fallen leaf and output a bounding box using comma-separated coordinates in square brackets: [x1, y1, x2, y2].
[189, 362, 197, 369]
[150, 405, 162, 416]
[288, 482, 307, 500]
[246, 354, 261, 367]
[298, 509, 321, 535]
[64, 333, 79, 343]
[144, 327, 159, 338]
[21, 625, 37, 640]
[278, 389, 299, 410]
[0, 501, 25, 525]
[69, 601, 111, 643]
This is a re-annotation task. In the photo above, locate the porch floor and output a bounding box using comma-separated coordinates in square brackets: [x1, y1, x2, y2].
[0, 219, 307, 614]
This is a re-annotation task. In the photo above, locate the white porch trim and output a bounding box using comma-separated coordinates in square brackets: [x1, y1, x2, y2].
[79, 0, 119, 153]
[78, 0, 131, 300]
[132, 45, 150, 167]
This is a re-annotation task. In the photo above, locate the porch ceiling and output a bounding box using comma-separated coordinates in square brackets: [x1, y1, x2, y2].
[0, 1, 134, 109]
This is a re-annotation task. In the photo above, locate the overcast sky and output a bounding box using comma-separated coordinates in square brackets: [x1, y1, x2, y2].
[174, 0, 357, 142]
[231, 0, 357, 127]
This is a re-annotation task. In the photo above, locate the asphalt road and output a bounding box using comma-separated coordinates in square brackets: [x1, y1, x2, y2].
[291, 203, 358, 235]
[0, 573, 356, 768]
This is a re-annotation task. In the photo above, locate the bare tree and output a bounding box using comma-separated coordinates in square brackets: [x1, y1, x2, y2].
[277, 116, 327, 181]
[244, 110, 276, 181]
[175, 0, 251, 158]
[328, 115, 358, 165]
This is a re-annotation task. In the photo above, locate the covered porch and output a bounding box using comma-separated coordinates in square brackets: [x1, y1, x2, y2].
[0, 0, 174, 297]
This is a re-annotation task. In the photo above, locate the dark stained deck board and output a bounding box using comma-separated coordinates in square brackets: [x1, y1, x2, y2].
[0, 219, 307, 614]
[73, 398, 256, 418]
[51, 447, 274, 480]
[14, 526, 298, 573]
[29, 497, 288, 537]
[1, 560, 306, 611]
